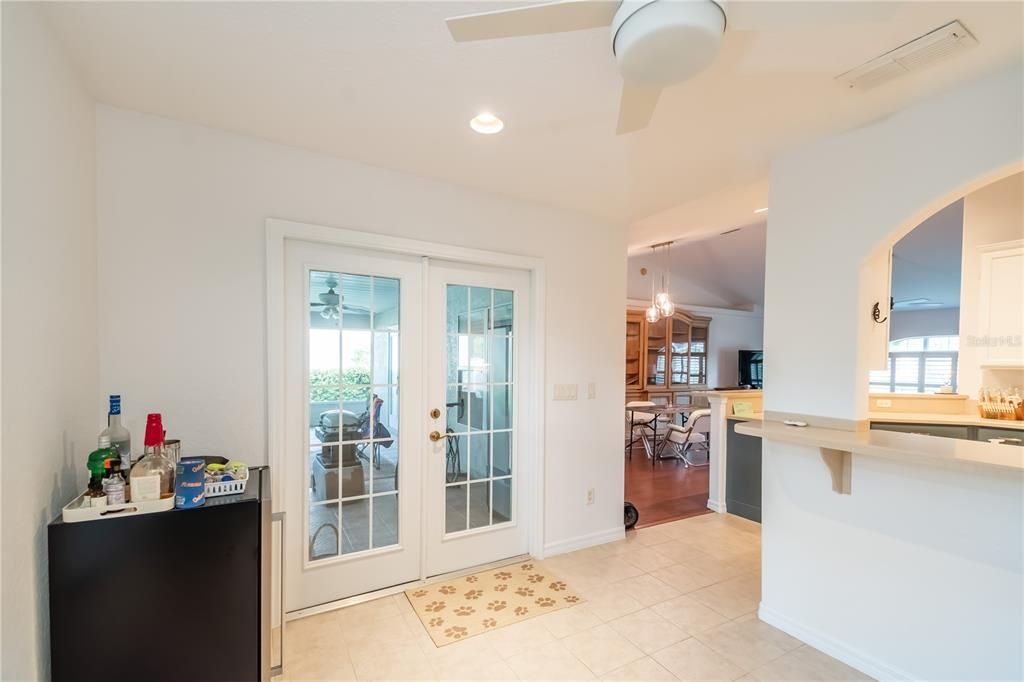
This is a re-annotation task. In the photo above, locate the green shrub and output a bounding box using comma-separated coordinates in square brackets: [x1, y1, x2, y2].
[309, 367, 371, 402]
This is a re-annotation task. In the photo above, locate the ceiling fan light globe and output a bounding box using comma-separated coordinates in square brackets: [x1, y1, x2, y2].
[612, 0, 725, 86]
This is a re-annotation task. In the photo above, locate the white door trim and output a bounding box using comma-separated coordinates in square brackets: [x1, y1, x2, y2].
[265, 218, 547, 576]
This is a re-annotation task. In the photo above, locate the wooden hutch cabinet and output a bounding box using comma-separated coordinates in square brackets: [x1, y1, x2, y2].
[625, 307, 711, 406]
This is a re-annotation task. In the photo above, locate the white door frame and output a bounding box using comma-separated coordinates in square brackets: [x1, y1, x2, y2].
[266, 218, 547, 590]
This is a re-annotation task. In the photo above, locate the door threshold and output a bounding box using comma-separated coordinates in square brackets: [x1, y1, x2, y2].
[285, 553, 531, 621]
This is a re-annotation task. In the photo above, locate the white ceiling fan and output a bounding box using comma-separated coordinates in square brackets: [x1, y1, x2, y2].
[310, 275, 369, 320]
[445, 0, 892, 134]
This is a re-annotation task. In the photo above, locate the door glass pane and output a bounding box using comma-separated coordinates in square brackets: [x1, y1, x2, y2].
[470, 286, 490, 334]
[492, 431, 511, 477]
[446, 433, 467, 484]
[371, 432, 398, 494]
[447, 285, 468, 334]
[338, 443, 370, 498]
[373, 494, 399, 549]
[469, 432, 490, 480]
[489, 335, 511, 383]
[469, 481, 490, 529]
[308, 270, 400, 563]
[493, 478, 512, 524]
[446, 385, 467, 433]
[341, 498, 370, 554]
[444, 284, 514, 536]
[493, 290, 513, 334]
[446, 484, 468, 533]
[309, 502, 339, 561]
[492, 385, 512, 430]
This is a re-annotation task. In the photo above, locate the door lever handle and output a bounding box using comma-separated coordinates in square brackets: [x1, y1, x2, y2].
[429, 431, 452, 442]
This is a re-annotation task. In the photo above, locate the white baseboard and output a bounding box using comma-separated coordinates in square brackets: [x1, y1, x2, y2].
[542, 526, 625, 558]
[758, 603, 913, 681]
[707, 499, 727, 513]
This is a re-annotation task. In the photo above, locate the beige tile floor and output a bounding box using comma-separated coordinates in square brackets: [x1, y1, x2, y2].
[278, 513, 872, 681]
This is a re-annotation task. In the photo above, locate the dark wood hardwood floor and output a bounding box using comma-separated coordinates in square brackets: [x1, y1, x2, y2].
[624, 444, 711, 529]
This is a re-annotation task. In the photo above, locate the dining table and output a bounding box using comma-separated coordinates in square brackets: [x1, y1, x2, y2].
[626, 403, 702, 465]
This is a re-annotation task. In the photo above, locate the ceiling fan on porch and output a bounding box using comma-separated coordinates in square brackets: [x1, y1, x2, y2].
[444, 0, 890, 134]
[309, 275, 368, 320]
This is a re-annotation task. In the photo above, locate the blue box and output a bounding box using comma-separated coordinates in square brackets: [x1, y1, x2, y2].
[175, 457, 206, 509]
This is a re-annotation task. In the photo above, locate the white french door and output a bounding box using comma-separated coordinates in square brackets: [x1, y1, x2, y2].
[284, 240, 424, 611]
[425, 261, 531, 577]
[282, 240, 532, 612]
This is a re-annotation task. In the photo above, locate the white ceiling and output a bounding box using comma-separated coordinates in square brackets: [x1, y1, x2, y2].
[627, 222, 766, 308]
[44, 1, 1024, 242]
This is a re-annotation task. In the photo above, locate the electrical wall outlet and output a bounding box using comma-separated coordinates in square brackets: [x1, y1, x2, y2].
[586, 488, 595, 505]
[553, 384, 578, 401]
[876, 398, 892, 408]
[587, 382, 596, 399]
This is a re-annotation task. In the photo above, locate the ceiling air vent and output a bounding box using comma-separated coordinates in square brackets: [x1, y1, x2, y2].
[836, 20, 978, 90]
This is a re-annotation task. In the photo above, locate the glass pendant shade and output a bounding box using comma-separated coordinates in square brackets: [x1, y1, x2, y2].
[655, 291, 671, 307]
[658, 299, 675, 317]
[645, 305, 661, 323]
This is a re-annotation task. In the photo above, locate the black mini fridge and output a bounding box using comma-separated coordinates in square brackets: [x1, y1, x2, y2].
[48, 467, 273, 682]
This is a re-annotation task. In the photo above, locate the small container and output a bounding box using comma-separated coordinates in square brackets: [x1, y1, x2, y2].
[164, 439, 181, 464]
[174, 457, 206, 509]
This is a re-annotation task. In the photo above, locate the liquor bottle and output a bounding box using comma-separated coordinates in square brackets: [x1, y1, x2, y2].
[100, 395, 132, 476]
[130, 413, 175, 500]
[85, 435, 117, 508]
[102, 459, 126, 505]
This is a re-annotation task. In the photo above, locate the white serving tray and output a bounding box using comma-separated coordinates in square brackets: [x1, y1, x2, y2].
[62, 492, 174, 523]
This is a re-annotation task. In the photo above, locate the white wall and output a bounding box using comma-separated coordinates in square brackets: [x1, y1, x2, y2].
[765, 63, 1024, 420]
[888, 307, 960, 340]
[703, 309, 764, 388]
[1, 5, 100, 679]
[760, 441, 1022, 681]
[959, 172, 1024, 397]
[677, 304, 763, 389]
[94, 106, 626, 555]
[762, 63, 1023, 679]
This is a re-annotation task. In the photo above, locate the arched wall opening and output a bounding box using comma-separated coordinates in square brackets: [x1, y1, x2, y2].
[764, 62, 1023, 421]
[856, 162, 1024, 404]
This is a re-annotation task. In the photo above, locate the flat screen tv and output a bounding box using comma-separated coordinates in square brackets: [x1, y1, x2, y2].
[738, 350, 763, 388]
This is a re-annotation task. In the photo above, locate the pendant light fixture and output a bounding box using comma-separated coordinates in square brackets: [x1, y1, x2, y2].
[645, 241, 675, 322]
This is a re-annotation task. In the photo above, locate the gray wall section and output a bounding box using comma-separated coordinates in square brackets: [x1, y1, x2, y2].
[726, 420, 762, 523]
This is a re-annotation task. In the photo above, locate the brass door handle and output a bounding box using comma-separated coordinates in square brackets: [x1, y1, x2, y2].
[429, 431, 452, 442]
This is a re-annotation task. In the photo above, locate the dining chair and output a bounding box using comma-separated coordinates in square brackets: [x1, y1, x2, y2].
[665, 408, 711, 467]
[625, 400, 658, 458]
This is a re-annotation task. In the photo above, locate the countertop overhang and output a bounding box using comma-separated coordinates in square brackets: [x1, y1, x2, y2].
[735, 420, 1024, 492]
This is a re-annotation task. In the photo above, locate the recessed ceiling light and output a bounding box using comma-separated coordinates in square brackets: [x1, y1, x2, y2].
[754, 207, 769, 214]
[470, 113, 504, 135]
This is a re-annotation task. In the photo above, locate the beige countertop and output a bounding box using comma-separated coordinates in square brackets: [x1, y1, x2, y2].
[725, 411, 1024, 431]
[735, 419, 1024, 474]
[868, 412, 1024, 431]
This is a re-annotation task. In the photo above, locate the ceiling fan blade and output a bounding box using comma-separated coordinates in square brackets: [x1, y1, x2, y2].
[446, 0, 617, 42]
[725, 1, 896, 32]
[617, 82, 662, 135]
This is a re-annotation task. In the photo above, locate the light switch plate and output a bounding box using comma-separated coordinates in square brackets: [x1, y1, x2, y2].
[553, 384, 578, 401]
[587, 382, 596, 399]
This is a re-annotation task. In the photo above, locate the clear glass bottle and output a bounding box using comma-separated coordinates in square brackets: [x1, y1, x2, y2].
[102, 459, 126, 505]
[100, 395, 132, 476]
[130, 413, 175, 500]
